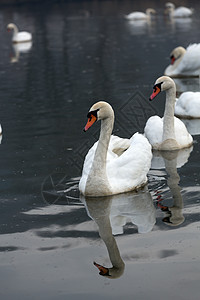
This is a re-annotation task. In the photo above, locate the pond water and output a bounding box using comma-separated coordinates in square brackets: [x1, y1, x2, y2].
[0, 1, 200, 299]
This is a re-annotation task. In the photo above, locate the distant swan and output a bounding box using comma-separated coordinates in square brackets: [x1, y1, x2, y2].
[7, 23, 32, 43]
[125, 8, 156, 20]
[175, 91, 200, 118]
[144, 76, 193, 151]
[164, 44, 200, 77]
[165, 2, 193, 18]
[79, 101, 152, 197]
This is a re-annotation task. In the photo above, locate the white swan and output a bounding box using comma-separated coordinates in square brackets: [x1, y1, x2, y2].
[175, 91, 200, 118]
[79, 101, 152, 197]
[125, 8, 156, 20]
[165, 2, 193, 18]
[144, 76, 193, 151]
[7, 23, 32, 43]
[164, 44, 200, 77]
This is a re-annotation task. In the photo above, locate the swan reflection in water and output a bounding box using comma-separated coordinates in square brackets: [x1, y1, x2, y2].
[10, 41, 32, 63]
[125, 18, 156, 36]
[80, 186, 156, 278]
[150, 146, 193, 226]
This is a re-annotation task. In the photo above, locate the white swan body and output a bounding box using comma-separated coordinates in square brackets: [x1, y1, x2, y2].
[7, 23, 32, 43]
[175, 92, 200, 118]
[125, 8, 156, 20]
[164, 44, 200, 77]
[144, 76, 193, 151]
[165, 2, 193, 18]
[79, 101, 152, 197]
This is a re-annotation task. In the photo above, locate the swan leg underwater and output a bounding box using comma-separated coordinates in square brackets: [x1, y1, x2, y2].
[79, 101, 152, 197]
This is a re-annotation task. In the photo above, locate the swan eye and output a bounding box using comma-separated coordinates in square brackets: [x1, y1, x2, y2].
[87, 109, 99, 120]
[84, 109, 99, 132]
[149, 82, 163, 101]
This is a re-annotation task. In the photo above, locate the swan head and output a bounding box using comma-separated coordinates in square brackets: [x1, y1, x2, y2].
[146, 8, 156, 15]
[170, 46, 186, 65]
[83, 101, 114, 131]
[7, 23, 17, 31]
[93, 261, 125, 279]
[165, 2, 175, 9]
[149, 76, 175, 100]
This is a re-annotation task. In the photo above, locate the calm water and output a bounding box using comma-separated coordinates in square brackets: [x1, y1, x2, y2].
[0, 1, 200, 299]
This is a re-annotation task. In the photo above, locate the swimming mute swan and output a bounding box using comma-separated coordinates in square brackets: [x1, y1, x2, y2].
[144, 76, 193, 151]
[164, 44, 200, 77]
[165, 2, 193, 18]
[125, 8, 156, 20]
[7, 23, 32, 43]
[79, 101, 152, 197]
[175, 91, 200, 119]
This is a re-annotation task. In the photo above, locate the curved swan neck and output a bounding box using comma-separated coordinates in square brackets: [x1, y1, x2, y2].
[146, 8, 154, 17]
[95, 116, 114, 169]
[85, 114, 114, 196]
[163, 86, 176, 141]
[172, 47, 186, 68]
[11, 24, 18, 35]
[168, 7, 175, 17]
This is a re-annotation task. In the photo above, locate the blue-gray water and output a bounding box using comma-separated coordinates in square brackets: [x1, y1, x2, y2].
[0, 1, 200, 299]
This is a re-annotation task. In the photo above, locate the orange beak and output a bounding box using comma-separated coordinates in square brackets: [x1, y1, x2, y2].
[84, 114, 97, 132]
[170, 55, 176, 65]
[93, 262, 110, 276]
[149, 85, 161, 101]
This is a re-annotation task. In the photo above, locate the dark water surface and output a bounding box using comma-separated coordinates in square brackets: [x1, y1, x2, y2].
[0, 1, 200, 299]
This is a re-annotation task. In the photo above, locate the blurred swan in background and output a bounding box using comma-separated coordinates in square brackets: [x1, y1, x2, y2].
[125, 8, 156, 20]
[175, 91, 200, 119]
[7, 23, 32, 43]
[79, 101, 152, 197]
[144, 76, 193, 151]
[164, 44, 200, 77]
[165, 2, 193, 18]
